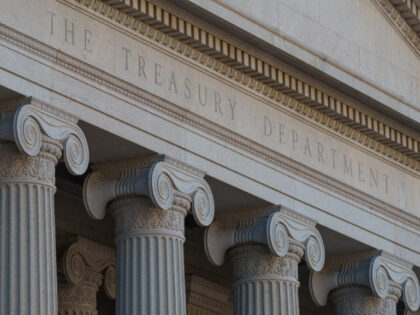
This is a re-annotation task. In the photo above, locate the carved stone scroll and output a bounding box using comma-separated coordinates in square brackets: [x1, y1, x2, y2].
[204, 206, 325, 271]
[0, 97, 89, 315]
[204, 206, 325, 315]
[309, 251, 420, 314]
[0, 97, 89, 176]
[58, 237, 116, 315]
[83, 155, 214, 226]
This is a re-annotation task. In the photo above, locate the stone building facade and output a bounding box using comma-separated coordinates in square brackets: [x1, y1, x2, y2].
[0, 0, 420, 314]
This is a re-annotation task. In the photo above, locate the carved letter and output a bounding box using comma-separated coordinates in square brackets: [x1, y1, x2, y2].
[330, 148, 336, 169]
[214, 92, 223, 114]
[264, 116, 272, 136]
[48, 11, 56, 35]
[279, 123, 286, 144]
[304, 138, 312, 157]
[369, 168, 378, 188]
[198, 84, 207, 106]
[384, 174, 390, 194]
[64, 19, 75, 45]
[122, 47, 131, 71]
[228, 98, 236, 121]
[169, 72, 178, 93]
[154, 63, 163, 86]
[138, 54, 147, 79]
[184, 78, 192, 99]
[317, 142, 325, 163]
[292, 130, 299, 150]
[358, 162, 365, 182]
[84, 29, 92, 52]
[343, 154, 353, 177]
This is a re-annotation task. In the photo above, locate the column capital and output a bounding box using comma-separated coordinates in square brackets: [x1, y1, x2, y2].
[186, 275, 231, 314]
[309, 251, 420, 312]
[83, 155, 214, 226]
[204, 206, 325, 272]
[60, 237, 116, 300]
[0, 97, 89, 175]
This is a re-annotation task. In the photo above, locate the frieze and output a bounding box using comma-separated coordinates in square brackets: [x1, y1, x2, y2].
[96, 0, 420, 159]
[53, 0, 420, 173]
[41, 2, 419, 210]
[1, 1, 420, 227]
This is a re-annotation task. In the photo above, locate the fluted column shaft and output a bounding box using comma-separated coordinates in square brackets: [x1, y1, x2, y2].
[230, 243, 304, 315]
[110, 193, 189, 315]
[0, 140, 61, 315]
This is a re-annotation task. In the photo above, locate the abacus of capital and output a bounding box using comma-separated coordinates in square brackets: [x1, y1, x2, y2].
[0, 97, 89, 315]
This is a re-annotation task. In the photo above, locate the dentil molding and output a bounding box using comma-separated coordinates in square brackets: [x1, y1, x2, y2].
[204, 206, 325, 272]
[1, 5, 420, 231]
[96, 0, 420, 160]
[83, 154, 214, 226]
[309, 251, 420, 312]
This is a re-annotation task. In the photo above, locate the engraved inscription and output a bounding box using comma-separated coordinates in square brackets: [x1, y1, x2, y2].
[263, 116, 390, 194]
[121, 46, 237, 121]
[43, 8, 420, 214]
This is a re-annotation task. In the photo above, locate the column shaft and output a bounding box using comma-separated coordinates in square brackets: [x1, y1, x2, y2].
[0, 141, 60, 315]
[110, 195, 188, 315]
[230, 244, 303, 315]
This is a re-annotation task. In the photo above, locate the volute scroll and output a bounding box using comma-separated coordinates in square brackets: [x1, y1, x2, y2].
[83, 155, 215, 227]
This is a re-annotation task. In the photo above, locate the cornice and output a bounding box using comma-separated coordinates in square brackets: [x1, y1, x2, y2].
[97, 0, 420, 161]
[372, 0, 420, 57]
[57, 0, 420, 173]
[1, 3, 420, 229]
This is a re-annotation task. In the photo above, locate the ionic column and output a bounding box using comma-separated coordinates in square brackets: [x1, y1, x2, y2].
[204, 206, 325, 315]
[58, 237, 116, 315]
[0, 98, 89, 315]
[186, 275, 231, 315]
[83, 155, 215, 315]
[309, 251, 420, 315]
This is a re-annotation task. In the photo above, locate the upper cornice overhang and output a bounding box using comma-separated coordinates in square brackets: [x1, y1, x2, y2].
[372, 0, 420, 56]
[98, 0, 420, 170]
